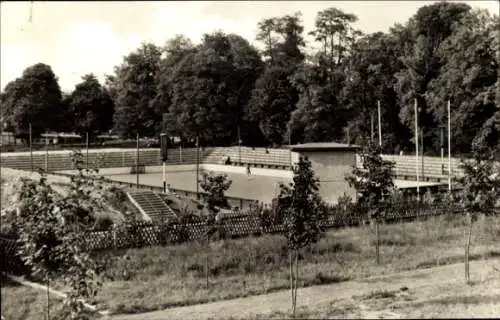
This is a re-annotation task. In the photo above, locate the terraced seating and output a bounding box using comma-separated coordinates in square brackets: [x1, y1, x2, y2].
[356, 154, 465, 182]
[213, 147, 293, 169]
[127, 190, 178, 223]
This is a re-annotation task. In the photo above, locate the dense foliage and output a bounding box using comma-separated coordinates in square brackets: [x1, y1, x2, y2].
[11, 152, 108, 318]
[1, 2, 498, 155]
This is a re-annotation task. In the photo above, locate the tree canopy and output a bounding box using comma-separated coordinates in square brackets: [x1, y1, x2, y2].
[2, 3, 498, 157]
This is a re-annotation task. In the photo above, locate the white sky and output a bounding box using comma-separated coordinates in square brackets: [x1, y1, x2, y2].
[1, 1, 498, 92]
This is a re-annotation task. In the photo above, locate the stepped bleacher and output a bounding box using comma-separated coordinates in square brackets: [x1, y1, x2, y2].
[356, 154, 465, 182]
[213, 146, 292, 169]
[0, 145, 476, 182]
[127, 190, 178, 222]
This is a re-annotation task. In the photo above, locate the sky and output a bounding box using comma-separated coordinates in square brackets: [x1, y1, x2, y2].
[1, 1, 498, 92]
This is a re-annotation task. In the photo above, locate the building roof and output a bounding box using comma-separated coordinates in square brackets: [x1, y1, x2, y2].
[290, 142, 360, 152]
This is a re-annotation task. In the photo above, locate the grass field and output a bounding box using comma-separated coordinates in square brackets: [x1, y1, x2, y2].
[1, 276, 65, 320]
[91, 214, 500, 315]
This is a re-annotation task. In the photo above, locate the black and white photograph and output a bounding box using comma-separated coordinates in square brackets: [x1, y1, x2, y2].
[1, 1, 499, 319]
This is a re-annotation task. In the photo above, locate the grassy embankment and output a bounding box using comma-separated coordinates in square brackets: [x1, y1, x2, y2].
[94, 214, 500, 315]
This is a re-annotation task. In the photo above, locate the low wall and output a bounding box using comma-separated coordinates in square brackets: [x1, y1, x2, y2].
[58, 164, 294, 179]
[203, 164, 292, 178]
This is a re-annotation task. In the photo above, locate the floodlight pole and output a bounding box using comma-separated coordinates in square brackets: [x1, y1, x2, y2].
[370, 112, 374, 143]
[161, 133, 167, 193]
[448, 100, 451, 192]
[136, 133, 139, 188]
[196, 136, 200, 199]
[377, 100, 382, 147]
[45, 131, 48, 171]
[414, 99, 420, 201]
[440, 126, 444, 174]
[237, 124, 241, 164]
[29, 123, 33, 171]
[86, 132, 89, 170]
[421, 128, 424, 181]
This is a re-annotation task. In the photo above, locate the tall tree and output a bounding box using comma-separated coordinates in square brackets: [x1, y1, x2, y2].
[256, 18, 280, 64]
[163, 32, 263, 146]
[426, 8, 499, 155]
[395, 2, 471, 154]
[111, 43, 163, 138]
[309, 7, 360, 74]
[69, 74, 114, 138]
[248, 12, 305, 146]
[153, 35, 196, 136]
[288, 8, 362, 144]
[342, 31, 411, 152]
[1, 63, 62, 140]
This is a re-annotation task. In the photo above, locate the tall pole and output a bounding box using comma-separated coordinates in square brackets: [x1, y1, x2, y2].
[45, 131, 48, 171]
[288, 130, 292, 167]
[196, 136, 200, 199]
[448, 100, 452, 192]
[86, 132, 89, 170]
[163, 160, 166, 193]
[237, 125, 241, 164]
[421, 129, 424, 181]
[29, 123, 33, 171]
[440, 126, 444, 174]
[377, 100, 382, 147]
[161, 133, 167, 193]
[370, 112, 374, 143]
[136, 133, 139, 188]
[414, 99, 420, 200]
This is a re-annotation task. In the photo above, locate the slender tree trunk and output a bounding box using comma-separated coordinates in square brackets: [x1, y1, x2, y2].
[46, 277, 50, 320]
[206, 232, 209, 289]
[376, 219, 380, 265]
[293, 250, 299, 318]
[289, 250, 294, 316]
[465, 214, 473, 284]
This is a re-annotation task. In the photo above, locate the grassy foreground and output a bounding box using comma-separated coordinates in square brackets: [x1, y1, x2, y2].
[1, 276, 65, 320]
[93, 214, 500, 315]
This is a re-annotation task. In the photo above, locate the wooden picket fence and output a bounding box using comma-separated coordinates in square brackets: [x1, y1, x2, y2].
[76, 202, 463, 251]
[1, 202, 467, 274]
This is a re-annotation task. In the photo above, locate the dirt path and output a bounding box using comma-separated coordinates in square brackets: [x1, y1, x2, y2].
[109, 258, 500, 320]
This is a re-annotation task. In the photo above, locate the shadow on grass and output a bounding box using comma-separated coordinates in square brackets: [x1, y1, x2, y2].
[0, 275, 22, 288]
[409, 294, 500, 308]
[110, 273, 351, 315]
[357, 289, 398, 300]
[415, 251, 500, 269]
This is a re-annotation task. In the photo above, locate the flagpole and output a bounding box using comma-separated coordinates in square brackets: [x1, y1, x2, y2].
[377, 100, 382, 147]
[448, 100, 451, 192]
[415, 98, 420, 200]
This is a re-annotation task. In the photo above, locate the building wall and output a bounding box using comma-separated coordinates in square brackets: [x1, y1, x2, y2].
[299, 150, 357, 204]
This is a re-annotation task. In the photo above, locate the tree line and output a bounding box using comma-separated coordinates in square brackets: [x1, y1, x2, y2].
[1, 2, 498, 156]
